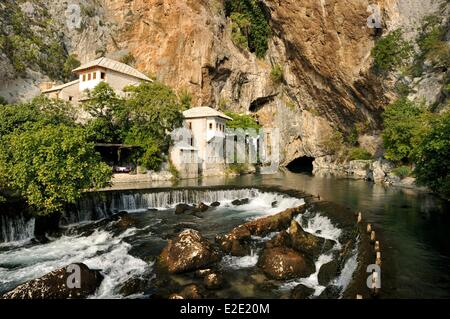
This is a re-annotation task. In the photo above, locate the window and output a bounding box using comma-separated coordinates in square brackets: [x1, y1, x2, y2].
[209, 123, 213, 130]
[68, 96, 73, 101]
[216, 123, 219, 130]
[188, 122, 192, 130]
[93, 72, 97, 80]
[101, 72, 106, 80]
[88, 73, 92, 81]
[82, 74, 86, 81]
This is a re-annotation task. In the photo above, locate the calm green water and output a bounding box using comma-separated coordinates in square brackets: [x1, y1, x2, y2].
[160, 170, 450, 299]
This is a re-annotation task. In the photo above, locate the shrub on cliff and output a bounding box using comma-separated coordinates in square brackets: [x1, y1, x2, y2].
[371, 29, 413, 73]
[414, 112, 450, 200]
[225, 0, 271, 58]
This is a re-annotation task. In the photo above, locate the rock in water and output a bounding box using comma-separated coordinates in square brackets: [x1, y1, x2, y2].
[204, 272, 224, 290]
[215, 225, 252, 256]
[318, 259, 340, 286]
[291, 284, 315, 299]
[159, 229, 221, 273]
[169, 284, 204, 299]
[289, 220, 335, 256]
[175, 204, 194, 215]
[258, 247, 315, 280]
[210, 202, 221, 207]
[1, 263, 103, 299]
[245, 206, 306, 236]
[196, 202, 209, 212]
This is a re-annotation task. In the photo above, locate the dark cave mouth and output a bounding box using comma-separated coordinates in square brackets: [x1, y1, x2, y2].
[286, 156, 315, 174]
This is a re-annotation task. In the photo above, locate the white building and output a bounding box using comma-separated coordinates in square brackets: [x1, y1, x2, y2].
[41, 57, 152, 104]
[171, 107, 232, 177]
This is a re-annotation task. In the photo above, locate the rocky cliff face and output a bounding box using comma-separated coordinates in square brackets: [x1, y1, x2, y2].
[1, 0, 448, 166]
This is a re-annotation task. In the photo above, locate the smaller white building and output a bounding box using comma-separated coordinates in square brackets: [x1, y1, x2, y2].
[171, 107, 232, 177]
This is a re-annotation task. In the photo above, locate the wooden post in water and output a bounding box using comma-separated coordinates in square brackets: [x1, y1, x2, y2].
[370, 230, 376, 242]
[367, 223, 372, 234]
[356, 294, 363, 299]
[374, 241, 380, 252]
[376, 252, 382, 266]
[357, 212, 362, 224]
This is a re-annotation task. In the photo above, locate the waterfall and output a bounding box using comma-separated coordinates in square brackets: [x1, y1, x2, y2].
[0, 213, 35, 243]
[67, 188, 305, 224]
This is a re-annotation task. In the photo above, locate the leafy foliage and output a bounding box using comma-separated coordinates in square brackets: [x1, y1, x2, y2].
[63, 54, 81, 81]
[0, 124, 112, 215]
[382, 98, 430, 162]
[120, 53, 136, 66]
[84, 82, 128, 143]
[348, 147, 373, 161]
[0, 1, 70, 80]
[414, 112, 450, 200]
[371, 29, 413, 73]
[123, 82, 185, 170]
[225, 0, 271, 58]
[0, 96, 7, 105]
[416, 16, 450, 69]
[392, 165, 412, 179]
[224, 111, 261, 130]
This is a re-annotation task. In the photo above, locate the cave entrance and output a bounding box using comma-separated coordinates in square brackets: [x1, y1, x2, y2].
[286, 156, 315, 174]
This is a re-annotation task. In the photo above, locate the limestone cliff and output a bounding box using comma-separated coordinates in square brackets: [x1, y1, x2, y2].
[0, 0, 448, 166]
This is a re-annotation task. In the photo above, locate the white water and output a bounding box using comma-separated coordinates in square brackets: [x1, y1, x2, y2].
[78, 189, 304, 218]
[0, 214, 35, 243]
[279, 212, 352, 296]
[222, 249, 260, 270]
[0, 227, 150, 298]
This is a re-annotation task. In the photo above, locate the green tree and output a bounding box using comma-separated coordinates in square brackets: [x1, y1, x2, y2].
[372, 29, 413, 72]
[0, 96, 7, 105]
[0, 124, 112, 215]
[0, 96, 76, 137]
[124, 82, 184, 169]
[63, 54, 81, 81]
[382, 98, 430, 162]
[83, 82, 128, 143]
[414, 112, 450, 200]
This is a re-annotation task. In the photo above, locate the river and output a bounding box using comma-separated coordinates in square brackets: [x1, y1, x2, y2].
[0, 170, 449, 298]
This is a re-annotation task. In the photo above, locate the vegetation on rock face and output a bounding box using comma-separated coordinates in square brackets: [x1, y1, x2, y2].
[270, 64, 284, 85]
[224, 111, 261, 130]
[120, 53, 136, 66]
[0, 96, 8, 105]
[348, 148, 373, 161]
[225, 0, 271, 58]
[414, 112, 450, 200]
[392, 165, 412, 179]
[0, 0, 71, 81]
[371, 29, 413, 73]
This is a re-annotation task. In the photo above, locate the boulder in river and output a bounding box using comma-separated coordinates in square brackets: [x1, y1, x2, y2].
[215, 225, 252, 256]
[169, 284, 204, 299]
[210, 202, 221, 207]
[318, 259, 340, 286]
[159, 229, 222, 274]
[291, 284, 315, 299]
[231, 198, 249, 206]
[258, 247, 315, 280]
[1, 263, 103, 299]
[265, 230, 292, 249]
[196, 203, 209, 212]
[244, 206, 306, 237]
[204, 272, 224, 290]
[289, 220, 336, 256]
[175, 204, 195, 215]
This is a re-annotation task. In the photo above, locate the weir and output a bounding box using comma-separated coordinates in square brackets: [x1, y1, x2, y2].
[0, 213, 35, 243]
